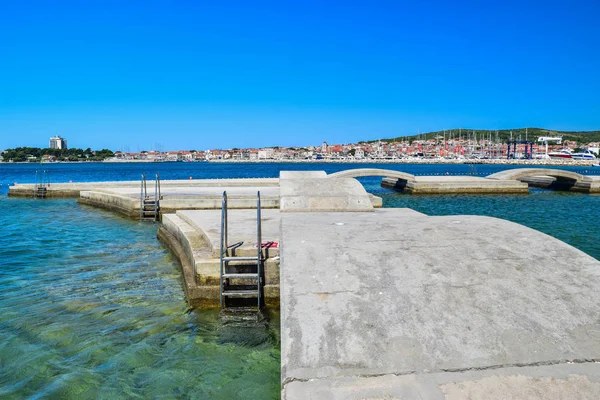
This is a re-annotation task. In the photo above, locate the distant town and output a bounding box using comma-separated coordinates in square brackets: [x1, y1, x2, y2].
[1, 130, 599, 163]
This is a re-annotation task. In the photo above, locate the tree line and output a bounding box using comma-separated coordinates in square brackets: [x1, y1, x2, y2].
[1, 147, 115, 162]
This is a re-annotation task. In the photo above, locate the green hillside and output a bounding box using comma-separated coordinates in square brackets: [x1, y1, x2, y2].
[375, 128, 600, 144]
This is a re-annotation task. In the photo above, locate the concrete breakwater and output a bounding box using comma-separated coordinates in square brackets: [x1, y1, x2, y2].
[379, 168, 600, 194]
[8, 168, 600, 398]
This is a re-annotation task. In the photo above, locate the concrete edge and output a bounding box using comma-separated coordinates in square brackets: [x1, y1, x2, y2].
[158, 215, 215, 307]
[9, 187, 81, 198]
[77, 191, 139, 218]
[176, 211, 215, 254]
[282, 361, 600, 400]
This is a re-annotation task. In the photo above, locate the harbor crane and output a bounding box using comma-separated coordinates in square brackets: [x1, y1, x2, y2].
[537, 136, 562, 157]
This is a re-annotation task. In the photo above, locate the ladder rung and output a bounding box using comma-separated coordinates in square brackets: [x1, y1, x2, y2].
[222, 256, 259, 262]
[222, 290, 259, 297]
[222, 273, 259, 279]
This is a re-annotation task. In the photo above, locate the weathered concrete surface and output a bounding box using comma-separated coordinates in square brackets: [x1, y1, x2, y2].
[328, 168, 417, 183]
[487, 168, 587, 182]
[280, 171, 327, 179]
[487, 168, 598, 193]
[106, 185, 280, 213]
[285, 363, 600, 399]
[519, 176, 595, 192]
[280, 209, 600, 399]
[521, 174, 600, 194]
[590, 175, 600, 193]
[280, 171, 374, 212]
[76, 185, 280, 218]
[382, 175, 529, 194]
[8, 178, 279, 198]
[177, 209, 280, 258]
[78, 190, 140, 218]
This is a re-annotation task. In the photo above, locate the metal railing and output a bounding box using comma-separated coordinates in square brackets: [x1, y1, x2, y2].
[219, 191, 262, 309]
[140, 173, 161, 221]
[34, 170, 50, 198]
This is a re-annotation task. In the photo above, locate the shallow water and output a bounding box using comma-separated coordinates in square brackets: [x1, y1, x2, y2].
[0, 162, 599, 398]
[0, 197, 280, 399]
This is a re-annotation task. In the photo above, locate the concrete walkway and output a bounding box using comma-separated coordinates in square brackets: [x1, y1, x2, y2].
[280, 209, 600, 399]
[177, 209, 280, 258]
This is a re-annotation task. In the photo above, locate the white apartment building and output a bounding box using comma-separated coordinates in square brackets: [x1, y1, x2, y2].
[49, 135, 67, 150]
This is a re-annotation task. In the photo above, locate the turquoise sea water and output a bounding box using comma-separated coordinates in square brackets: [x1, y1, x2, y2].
[0, 196, 280, 399]
[0, 162, 599, 398]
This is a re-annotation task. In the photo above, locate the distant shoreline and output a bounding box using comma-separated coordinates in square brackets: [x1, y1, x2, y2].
[1, 159, 597, 166]
[207, 158, 598, 166]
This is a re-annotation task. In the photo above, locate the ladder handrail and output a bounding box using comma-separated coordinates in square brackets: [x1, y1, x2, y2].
[156, 173, 161, 199]
[219, 191, 227, 308]
[256, 191, 262, 308]
[34, 170, 39, 197]
[34, 170, 49, 198]
[219, 190, 263, 309]
[140, 173, 146, 220]
[154, 173, 160, 218]
[140, 173, 160, 221]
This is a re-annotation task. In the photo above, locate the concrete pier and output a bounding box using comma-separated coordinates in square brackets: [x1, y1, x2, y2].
[381, 175, 529, 194]
[280, 210, 600, 399]
[379, 168, 600, 194]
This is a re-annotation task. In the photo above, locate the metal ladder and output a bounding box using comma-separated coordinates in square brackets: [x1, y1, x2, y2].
[140, 173, 162, 221]
[219, 191, 263, 309]
[34, 170, 50, 199]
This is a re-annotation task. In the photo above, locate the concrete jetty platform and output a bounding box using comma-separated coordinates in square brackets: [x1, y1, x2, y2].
[280, 209, 600, 399]
[9, 176, 383, 216]
[381, 175, 529, 194]
[378, 168, 600, 194]
[79, 185, 282, 217]
[8, 178, 279, 197]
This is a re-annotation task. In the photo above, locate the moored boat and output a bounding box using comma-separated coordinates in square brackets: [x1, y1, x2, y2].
[571, 150, 597, 161]
[548, 149, 573, 159]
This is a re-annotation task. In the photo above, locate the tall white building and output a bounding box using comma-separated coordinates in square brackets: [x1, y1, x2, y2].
[49, 136, 67, 150]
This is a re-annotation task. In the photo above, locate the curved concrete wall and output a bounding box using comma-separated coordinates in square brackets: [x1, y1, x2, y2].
[487, 168, 587, 182]
[328, 168, 416, 182]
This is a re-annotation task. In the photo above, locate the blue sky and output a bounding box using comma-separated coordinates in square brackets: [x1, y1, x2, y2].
[1, 0, 598, 150]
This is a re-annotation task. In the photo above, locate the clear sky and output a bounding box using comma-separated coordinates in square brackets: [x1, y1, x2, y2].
[1, 0, 598, 151]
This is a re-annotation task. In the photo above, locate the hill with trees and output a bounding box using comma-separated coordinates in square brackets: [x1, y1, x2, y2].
[375, 128, 600, 144]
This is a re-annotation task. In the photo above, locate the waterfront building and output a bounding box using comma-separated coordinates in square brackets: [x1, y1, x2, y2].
[258, 148, 275, 160]
[166, 151, 182, 162]
[49, 135, 67, 150]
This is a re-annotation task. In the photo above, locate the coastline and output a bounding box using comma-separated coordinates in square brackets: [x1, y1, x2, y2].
[206, 158, 597, 166]
[2, 159, 596, 166]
